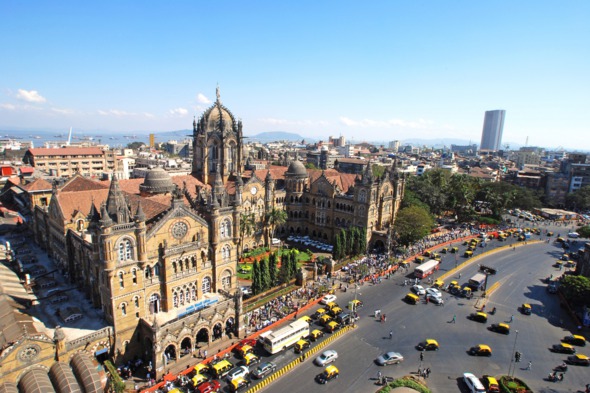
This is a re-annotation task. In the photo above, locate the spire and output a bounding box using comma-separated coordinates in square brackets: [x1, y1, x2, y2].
[88, 200, 101, 222]
[99, 203, 113, 227]
[216, 84, 221, 104]
[362, 161, 374, 185]
[236, 173, 243, 187]
[105, 174, 131, 224]
[135, 201, 146, 222]
[265, 170, 273, 183]
[214, 164, 224, 193]
[193, 116, 197, 133]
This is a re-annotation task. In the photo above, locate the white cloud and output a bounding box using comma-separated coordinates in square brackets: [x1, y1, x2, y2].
[196, 93, 211, 104]
[339, 116, 434, 129]
[51, 107, 74, 115]
[169, 107, 188, 116]
[0, 103, 16, 110]
[16, 89, 46, 103]
[98, 109, 136, 117]
[143, 112, 155, 118]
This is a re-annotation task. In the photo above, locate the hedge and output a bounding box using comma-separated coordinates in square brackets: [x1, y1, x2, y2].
[377, 377, 431, 393]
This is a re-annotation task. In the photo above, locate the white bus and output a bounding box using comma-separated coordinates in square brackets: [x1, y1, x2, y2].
[262, 319, 310, 354]
[414, 259, 440, 279]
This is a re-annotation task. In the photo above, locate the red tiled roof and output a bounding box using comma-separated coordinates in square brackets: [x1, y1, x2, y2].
[27, 147, 105, 156]
[308, 169, 357, 193]
[22, 178, 52, 192]
[20, 167, 35, 174]
[60, 175, 109, 192]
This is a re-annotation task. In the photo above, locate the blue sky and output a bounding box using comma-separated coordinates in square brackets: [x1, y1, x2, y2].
[1, 1, 588, 149]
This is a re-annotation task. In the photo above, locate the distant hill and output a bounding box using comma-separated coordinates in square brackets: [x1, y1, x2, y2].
[247, 131, 310, 143]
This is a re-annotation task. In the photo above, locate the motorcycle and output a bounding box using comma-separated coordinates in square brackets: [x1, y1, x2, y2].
[555, 363, 568, 372]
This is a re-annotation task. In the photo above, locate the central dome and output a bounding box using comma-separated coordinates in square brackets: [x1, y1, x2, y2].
[139, 167, 176, 195]
[286, 160, 307, 176]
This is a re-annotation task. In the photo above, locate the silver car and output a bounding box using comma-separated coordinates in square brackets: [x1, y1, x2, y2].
[376, 351, 404, 366]
[314, 350, 338, 366]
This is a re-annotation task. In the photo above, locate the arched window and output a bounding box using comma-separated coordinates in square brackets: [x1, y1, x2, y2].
[221, 270, 232, 289]
[179, 290, 185, 305]
[220, 219, 232, 238]
[191, 286, 196, 301]
[134, 296, 139, 308]
[121, 303, 127, 316]
[185, 288, 191, 303]
[132, 269, 137, 284]
[145, 266, 152, 279]
[154, 263, 160, 276]
[118, 239, 133, 262]
[359, 190, 367, 203]
[202, 277, 212, 294]
[118, 271, 124, 288]
[149, 293, 160, 314]
[173, 292, 179, 308]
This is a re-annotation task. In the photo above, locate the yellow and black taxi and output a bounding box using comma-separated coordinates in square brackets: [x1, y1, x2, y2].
[432, 253, 442, 261]
[210, 359, 234, 379]
[441, 247, 448, 253]
[469, 344, 492, 356]
[310, 329, 324, 341]
[229, 376, 251, 392]
[482, 375, 500, 393]
[312, 308, 328, 319]
[423, 250, 433, 257]
[298, 315, 313, 325]
[552, 342, 576, 354]
[243, 352, 260, 366]
[433, 279, 445, 289]
[469, 312, 488, 323]
[294, 339, 311, 353]
[561, 253, 570, 261]
[319, 314, 333, 326]
[236, 344, 255, 359]
[447, 280, 459, 291]
[329, 306, 344, 317]
[193, 362, 210, 376]
[461, 286, 473, 299]
[325, 301, 339, 311]
[489, 323, 510, 335]
[348, 299, 363, 310]
[316, 365, 339, 384]
[463, 240, 470, 246]
[451, 246, 459, 253]
[191, 373, 208, 388]
[556, 236, 565, 243]
[547, 231, 554, 236]
[520, 303, 532, 315]
[567, 354, 590, 366]
[417, 339, 439, 351]
[405, 293, 420, 304]
[563, 334, 587, 346]
[399, 260, 410, 269]
[415, 255, 426, 263]
[325, 320, 340, 333]
[464, 250, 473, 257]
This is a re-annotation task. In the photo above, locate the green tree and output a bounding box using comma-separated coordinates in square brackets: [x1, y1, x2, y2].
[577, 226, 590, 238]
[400, 189, 431, 213]
[251, 260, 261, 295]
[340, 229, 348, 257]
[266, 208, 287, 245]
[566, 185, 590, 211]
[359, 227, 367, 254]
[394, 205, 434, 246]
[372, 164, 385, 179]
[239, 212, 256, 259]
[126, 141, 145, 150]
[304, 162, 317, 169]
[350, 226, 360, 256]
[269, 253, 278, 285]
[260, 257, 270, 291]
[333, 234, 342, 260]
[559, 275, 590, 307]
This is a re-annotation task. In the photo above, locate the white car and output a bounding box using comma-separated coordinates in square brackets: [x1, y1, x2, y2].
[271, 238, 281, 245]
[375, 351, 404, 366]
[411, 285, 426, 296]
[426, 294, 443, 304]
[568, 232, 580, 238]
[226, 365, 249, 382]
[463, 372, 485, 393]
[314, 350, 338, 366]
[320, 294, 337, 305]
[426, 288, 441, 298]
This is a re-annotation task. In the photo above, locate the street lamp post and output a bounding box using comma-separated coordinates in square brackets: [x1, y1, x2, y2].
[508, 329, 519, 377]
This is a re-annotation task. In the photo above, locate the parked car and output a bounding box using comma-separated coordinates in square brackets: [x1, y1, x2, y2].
[251, 362, 276, 379]
[463, 372, 486, 393]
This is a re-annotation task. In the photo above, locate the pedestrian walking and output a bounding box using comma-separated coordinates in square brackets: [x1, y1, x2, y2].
[452, 314, 456, 323]
[389, 330, 393, 339]
[526, 361, 532, 370]
[377, 371, 382, 380]
[510, 314, 514, 322]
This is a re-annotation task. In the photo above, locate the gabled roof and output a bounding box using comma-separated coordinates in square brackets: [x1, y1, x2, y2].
[60, 175, 108, 193]
[308, 169, 356, 193]
[22, 178, 52, 192]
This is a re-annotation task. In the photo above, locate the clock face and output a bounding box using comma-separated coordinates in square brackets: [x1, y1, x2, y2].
[250, 186, 258, 195]
[171, 221, 188, 239]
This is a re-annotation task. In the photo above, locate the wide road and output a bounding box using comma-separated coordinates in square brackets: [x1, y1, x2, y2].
[267, 234, 588, 393]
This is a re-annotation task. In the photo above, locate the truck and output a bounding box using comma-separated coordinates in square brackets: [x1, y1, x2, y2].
[467, 273, 486, 291]
[414, 259, 440, 279]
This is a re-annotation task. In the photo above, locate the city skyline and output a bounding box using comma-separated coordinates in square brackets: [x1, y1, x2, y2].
[480, 110, 506, 151]
[1, 1, 588, 150]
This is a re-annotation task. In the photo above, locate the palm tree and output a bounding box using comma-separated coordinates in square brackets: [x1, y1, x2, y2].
[265, 208, 287, 246]
[239, 212, 255, 260]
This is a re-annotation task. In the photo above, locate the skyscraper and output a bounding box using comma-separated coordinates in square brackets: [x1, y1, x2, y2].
[480, 110, 506, 151]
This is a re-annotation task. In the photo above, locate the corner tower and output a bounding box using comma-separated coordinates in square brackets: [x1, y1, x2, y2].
[192, 87, 243, 185]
